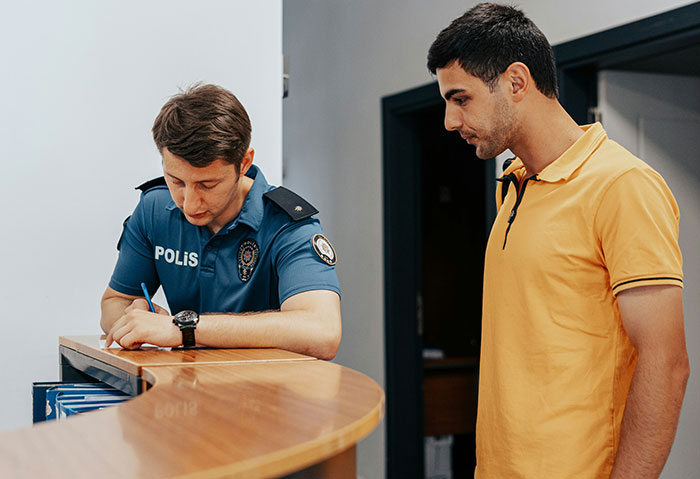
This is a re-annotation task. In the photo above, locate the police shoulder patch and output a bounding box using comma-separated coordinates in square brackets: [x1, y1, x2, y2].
[238, 239, 260, 282]
[264, 186, 319, 221]
[312, 234, 337, 266]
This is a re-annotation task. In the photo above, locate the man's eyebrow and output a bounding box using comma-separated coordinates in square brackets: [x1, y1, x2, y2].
[444, 88, 465, 101]
[165, 171, 220, 184]
[164, 171, 181, 182]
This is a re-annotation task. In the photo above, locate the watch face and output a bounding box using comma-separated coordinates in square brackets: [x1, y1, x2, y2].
[174, 310, 198, 328]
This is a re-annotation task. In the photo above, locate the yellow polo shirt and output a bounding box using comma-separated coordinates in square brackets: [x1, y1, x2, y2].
[476, 123, 683, 478]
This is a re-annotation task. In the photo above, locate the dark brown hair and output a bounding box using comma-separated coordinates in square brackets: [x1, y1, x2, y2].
[152, 84, 252, 169]
[428, 3, 558, 98]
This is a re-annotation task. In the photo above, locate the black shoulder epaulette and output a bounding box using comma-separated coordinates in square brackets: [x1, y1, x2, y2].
[135, 176, 167, 192]
[263, 186, 319, 221]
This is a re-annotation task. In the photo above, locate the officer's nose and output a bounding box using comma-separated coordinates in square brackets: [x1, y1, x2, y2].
[182, 185, 203, 214]
[444, 104, 462, 132]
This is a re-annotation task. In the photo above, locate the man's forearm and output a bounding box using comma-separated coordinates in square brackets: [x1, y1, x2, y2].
[610, 351, 689, 478]
[196, 309, 340, 360]
[100, 295, 134, 333]
[102, 289, 341, 358]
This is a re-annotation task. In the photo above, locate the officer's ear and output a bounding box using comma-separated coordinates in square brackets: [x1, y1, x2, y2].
[239, 148, 254, 176]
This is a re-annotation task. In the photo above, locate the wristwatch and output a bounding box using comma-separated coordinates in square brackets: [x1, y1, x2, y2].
[172, 310, 199, 348]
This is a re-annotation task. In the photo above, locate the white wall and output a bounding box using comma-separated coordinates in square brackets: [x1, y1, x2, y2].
[0, 0, 282, 432]
[282, 1, 697, 477]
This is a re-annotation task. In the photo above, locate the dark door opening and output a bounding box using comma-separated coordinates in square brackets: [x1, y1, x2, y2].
[419, 102, 486, 478]
[382, 82, 495, 479]
[419, 103, 486, 359]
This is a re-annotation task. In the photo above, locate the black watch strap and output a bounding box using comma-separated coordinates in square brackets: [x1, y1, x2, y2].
[180, 327, 196, 348]
[172, 310, 199, 348]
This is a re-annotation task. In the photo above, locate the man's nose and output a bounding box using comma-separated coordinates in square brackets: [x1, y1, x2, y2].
[182, 185, 203, 213]
[444, 105, 461, 131]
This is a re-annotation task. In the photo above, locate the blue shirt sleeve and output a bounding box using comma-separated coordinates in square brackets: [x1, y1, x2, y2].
[108, 194, 161, 297]
[273, 218, 341, 304]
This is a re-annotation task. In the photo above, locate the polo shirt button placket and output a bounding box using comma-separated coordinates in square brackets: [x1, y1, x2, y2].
[502, 175, 539, 250]
[200, 241, 218, 275]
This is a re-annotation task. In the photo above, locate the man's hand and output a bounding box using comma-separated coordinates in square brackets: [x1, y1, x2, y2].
[105, 298, 179, 349]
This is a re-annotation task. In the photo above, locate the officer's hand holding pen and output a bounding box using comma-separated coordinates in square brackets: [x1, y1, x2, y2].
[104, 284, 172, 348]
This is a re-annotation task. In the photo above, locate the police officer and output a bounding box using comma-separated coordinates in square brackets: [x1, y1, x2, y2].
[100, 84, 341, 359]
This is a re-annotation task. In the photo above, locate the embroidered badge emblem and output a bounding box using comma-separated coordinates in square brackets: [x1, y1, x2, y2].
[238, 239, 260, 282]
[312, 234, 337, 266]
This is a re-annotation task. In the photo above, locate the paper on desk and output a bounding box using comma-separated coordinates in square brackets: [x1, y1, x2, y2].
[99, 339, 168, 350]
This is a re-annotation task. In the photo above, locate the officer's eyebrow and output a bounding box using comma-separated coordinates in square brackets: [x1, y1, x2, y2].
[164, 171, 183, 182]
[444, 88, 465, 101]
[165, 171, 221, 185]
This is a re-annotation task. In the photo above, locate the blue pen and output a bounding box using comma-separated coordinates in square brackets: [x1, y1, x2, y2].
[140, 282, 156, 313]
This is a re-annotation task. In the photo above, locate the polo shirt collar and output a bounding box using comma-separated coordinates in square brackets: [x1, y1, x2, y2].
[233, 164, 268, 232]
[502, 123, 607, 182]
[165, 164, 270, 232]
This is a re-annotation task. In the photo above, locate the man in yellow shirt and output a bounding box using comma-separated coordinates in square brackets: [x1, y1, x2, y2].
[427, 3, 689, 478]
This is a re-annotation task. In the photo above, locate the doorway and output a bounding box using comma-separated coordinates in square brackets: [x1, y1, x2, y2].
[382, 82, 495, 478]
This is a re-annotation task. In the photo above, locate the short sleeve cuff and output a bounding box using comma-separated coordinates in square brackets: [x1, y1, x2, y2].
[612, 275, 683, 295]
[279, 284, 341, 304]
[108, 278, 145, 297]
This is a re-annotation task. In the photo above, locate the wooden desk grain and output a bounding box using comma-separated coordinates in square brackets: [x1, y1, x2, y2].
[0, 338, 384, 478]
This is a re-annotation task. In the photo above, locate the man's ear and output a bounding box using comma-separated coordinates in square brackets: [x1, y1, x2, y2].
[504, 62, 531, 102]
[239, 148, 255, 175]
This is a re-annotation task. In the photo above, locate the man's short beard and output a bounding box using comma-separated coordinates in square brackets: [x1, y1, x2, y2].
[477, 96, 516, 159]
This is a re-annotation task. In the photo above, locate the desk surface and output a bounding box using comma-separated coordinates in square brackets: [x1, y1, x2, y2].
[60, 335, 315, 377]
[0, 336, 384, 478]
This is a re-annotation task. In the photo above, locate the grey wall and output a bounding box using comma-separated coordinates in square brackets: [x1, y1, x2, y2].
[283, 1, 698, 478]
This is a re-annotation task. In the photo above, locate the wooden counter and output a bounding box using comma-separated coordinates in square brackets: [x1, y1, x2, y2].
[0, 336, 384, 478]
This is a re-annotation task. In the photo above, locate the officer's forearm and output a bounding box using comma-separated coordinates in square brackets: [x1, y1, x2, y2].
[100, 294, 134, 333]
[195, 310, 340, 360]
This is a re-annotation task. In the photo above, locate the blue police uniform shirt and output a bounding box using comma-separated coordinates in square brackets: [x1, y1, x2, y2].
[109, 165, 340, 315]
